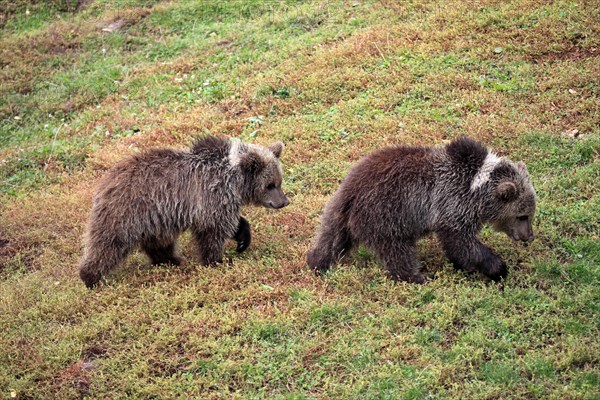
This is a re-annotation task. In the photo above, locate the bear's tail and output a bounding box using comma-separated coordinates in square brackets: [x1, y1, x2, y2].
[307, 191, 354, 274]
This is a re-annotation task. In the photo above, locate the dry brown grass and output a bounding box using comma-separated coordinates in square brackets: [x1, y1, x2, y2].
[1, 0, 599, 398]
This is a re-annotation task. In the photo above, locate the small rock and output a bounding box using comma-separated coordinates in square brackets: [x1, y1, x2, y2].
[82, 361, 95, 371]
[565, 128, 580, 138]
[102, 19, 125, 33]
[568, 88, 577, 95]
[493, 47, 503, 54]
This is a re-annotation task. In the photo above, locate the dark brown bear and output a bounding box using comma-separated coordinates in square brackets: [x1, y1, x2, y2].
[79, 136, 289, 288]
[307, 137, 536, 283]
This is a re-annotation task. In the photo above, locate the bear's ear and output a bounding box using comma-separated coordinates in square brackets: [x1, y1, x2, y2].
[269, 141, 284, 158]
[240, 152, 265, 174]
[516, 161, 529, 176]
[495, 181, 518, 202]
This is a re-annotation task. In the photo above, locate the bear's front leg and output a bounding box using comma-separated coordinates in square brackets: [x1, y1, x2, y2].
[233, 217, 251, 253]
[375, 241, 426, 284]
[141, 240, 183, 266]
[437, 229, 507, 281]
[193, 228, 226, 266]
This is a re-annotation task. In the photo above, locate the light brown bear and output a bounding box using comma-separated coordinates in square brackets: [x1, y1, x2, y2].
[79, 136, 289, 288]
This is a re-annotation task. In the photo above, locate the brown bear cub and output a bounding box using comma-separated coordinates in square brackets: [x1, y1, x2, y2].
[307, 137, 536, 283]
[79, 136, 289, 288]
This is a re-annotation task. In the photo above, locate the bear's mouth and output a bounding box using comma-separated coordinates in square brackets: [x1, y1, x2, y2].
[264, 202, 286, 209]
[262, 201, 280, 209]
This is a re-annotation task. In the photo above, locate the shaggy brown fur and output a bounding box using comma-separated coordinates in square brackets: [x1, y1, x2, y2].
[79, 136, 289, 288]
[307, 137, 536, 283]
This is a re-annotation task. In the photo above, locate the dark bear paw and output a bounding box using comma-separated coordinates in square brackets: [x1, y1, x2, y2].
[482, 257, 508, 282]
[200, 257, 223, 267]
[167, 255, 184, 266]
[80, 269, 102, 289]
[409, 273, 428, 284]
[234, 217, 251, 253]
[149, 255, 184, 266]
[307, 249, 331, 275]
[391, 272, 427, 284]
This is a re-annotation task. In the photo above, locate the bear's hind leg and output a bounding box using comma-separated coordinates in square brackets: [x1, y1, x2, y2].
[79, 238, 131, 288]
[375, 241, 426, 284]
[193, 228, 226, 266]
[141, 239, 182, 266]
[437, 229, 507, 281]
[307, 227, 353, 275]
[307, 197, 354, 275]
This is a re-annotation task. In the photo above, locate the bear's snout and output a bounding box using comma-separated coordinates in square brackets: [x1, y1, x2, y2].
[279, 197, 291, 208]
[511, 231, 534, 243]
[268, 196, 290, 209]
[512, 222, 534, 243]
[263, 188, 290, 209]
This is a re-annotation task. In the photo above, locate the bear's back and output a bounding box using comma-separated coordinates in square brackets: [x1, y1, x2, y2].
[345, 145, 437, 196]
[337, 145, 438, 238]
[96, 149, 192, 199]
[90, 143, 237, 238]
[98, 143, 232, 198]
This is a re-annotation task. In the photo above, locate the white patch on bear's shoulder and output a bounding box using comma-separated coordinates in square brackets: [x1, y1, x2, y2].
[229, 141, 277, 168]
[471, 152, 501, 191]
[228, 139, 242, 166]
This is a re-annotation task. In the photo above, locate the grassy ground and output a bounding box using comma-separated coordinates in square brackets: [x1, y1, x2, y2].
[1, 0, 599, 398]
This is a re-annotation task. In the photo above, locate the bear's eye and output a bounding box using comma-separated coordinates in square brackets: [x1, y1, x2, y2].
[267, 183, 276, 190]
[517, 216, 528, 221]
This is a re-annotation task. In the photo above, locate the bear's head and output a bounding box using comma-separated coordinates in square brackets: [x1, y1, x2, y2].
[486, 161, 536, 243]
[237, 141, 290, 209]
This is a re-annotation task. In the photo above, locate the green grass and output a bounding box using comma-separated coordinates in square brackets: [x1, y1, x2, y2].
[1, 0, 599, 398]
